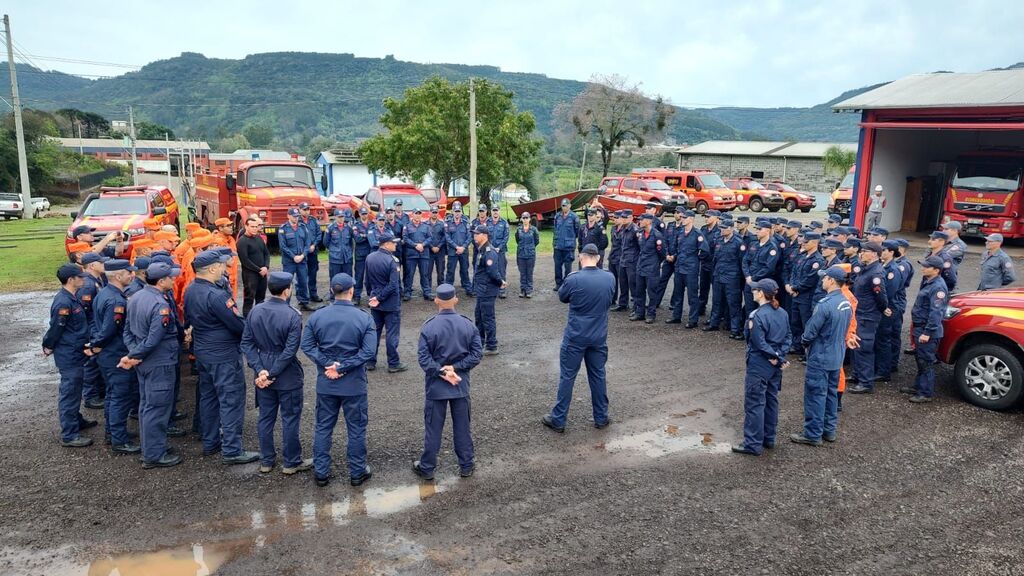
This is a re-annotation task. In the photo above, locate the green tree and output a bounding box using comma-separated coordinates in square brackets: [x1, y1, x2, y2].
[558, 74, 674, 177]
[54, 108, 110, 138]
[822, 145, 856, 177]
[214, 133, 250, 153]
[304, 135, 337, 163]
[358, 76, 541, 201]
[242, 123, 274, 148]
[134, 120, 175, 140]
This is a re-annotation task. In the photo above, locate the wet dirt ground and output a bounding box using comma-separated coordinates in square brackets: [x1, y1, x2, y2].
[2, 239, 1023, 575]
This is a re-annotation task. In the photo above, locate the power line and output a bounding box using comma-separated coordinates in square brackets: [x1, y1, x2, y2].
[14, 53, 140, 69]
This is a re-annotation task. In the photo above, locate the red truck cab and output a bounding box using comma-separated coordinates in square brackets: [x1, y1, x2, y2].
[941, 151, 1024, 239]
[67, 185, 178, 253]
[939, 288, 1024, 410]
[765, 181, 816, 213]
[194, 161, 327, 235]
[724, 177, 784, 212]
[633, 169, 735, 214]
[599, 176, 689, 208]
[828, 165, 856, 221]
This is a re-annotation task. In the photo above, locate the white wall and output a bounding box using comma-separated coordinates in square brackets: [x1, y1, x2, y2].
[868, 129, 1024, 232]
[328, 164, 412, 197]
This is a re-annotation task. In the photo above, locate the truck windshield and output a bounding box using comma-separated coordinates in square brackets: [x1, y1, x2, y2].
[838, 172, 855, 189]
[740, 179, 764, 190]
[952, 160, 1023, 192]
[644, 179, 673, 191]
[82, 196, 149, 216]
[247, 166, 316, 188]
[699, 174, 728, 189]
[384, 194, 431, 212]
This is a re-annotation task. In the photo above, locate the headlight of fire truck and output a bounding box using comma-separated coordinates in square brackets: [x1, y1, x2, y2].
[258, 211, 268, 219]
[126, 228, 146, 236]
[944, 305, 961, 320]
[1004, 220, 1014, 231]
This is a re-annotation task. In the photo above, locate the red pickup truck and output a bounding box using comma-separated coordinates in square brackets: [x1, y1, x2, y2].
[598, 176, 689, 208]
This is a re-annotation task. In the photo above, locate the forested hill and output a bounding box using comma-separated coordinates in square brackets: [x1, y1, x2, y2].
[1, 52, 885, 144]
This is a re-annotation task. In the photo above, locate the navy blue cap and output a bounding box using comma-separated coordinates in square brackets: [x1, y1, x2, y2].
[452, 201, 463, 209]
[358, 206, 369, 214]
[430, 206, 439, 213]
[522, 211, 532, 218]
[869, 227, 889, 237]
[645, 202, 658, 209]
[845, 238, 862, 249]
[71, 225, 96, 238]
[835, 226, 851, 235]
[288, 208, 300, 217]
[930, 230, 948, 241]
[581, 243, 600, 256]
[861, 241, 883, 255]
[104, 259, 136, 272]
[436, 283, 456, 301]
[133, 256, 152, 271]
[267, 271, 293, 291]
[895, 238, 910, 248]
[681, 209, 696, 218]
[491, 205, 501, 212]
[394, 199, 403, 206]
[385, 207, 395, 213]
[375, 213, 385, 221]
[334, 209, 345, 217]
[809, 220, 823, 229]
[786, 220, 802, 229]
[194, 250, 230, 268]
[331, 272, 355, 292]
[881, 239, 900, 251]
[919, 255, 945, 269]
[56, 263, 87, 283]
[828, 214, 842, 223]
[750, 278, 779, 295]
[473, 225, 490, 235]
[413, 208, 423, 214]
[822, 239, 844, 250]
[804, 232, 822, 241]
[705, 209, 721, 217]
[640, 214, 655, 221]
[150, 254, 174, 266]
[736, 215, 750, 223]
[377, 231, 396, 243]
[561, 199, 571, 207]
[753, 218, 771, 229]
[299, 202, 310, 210]
[147, 262, 180, 280]
[80, 252, 108, 265]
[942, 221, 962, 230]
[478, 204, 487, 212]
[818, 265, 848, 282]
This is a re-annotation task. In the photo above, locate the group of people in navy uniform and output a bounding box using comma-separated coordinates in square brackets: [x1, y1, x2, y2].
[41, 194, 1018, 482]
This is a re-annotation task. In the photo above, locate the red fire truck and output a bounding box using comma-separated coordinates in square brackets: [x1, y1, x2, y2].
[193, 160, 328, 235]
[941, 150, 1024, 239]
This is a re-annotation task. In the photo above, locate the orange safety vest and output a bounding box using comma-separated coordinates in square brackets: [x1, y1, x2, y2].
[214, 232, 239, 298]
[838, 283, 858, 393]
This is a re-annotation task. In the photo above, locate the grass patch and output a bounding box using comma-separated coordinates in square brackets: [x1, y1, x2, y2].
[0, 216, 70, 292]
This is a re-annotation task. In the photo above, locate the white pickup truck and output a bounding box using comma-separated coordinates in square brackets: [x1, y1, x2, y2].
[0, 192, 49, 219]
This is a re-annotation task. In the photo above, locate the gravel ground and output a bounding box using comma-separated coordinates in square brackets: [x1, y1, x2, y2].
[1, 237, 1023, 575]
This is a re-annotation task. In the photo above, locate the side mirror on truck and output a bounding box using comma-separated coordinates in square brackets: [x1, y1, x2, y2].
[225, 174, 236, 191]
[320, 174, 329, 193]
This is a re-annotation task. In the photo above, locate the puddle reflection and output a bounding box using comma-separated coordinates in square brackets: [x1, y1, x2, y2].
[86, 536, 265, 576]
[605, 425, 731, 458]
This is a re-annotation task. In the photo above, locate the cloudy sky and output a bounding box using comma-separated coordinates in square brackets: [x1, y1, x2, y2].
[6, 0, 1022, 108]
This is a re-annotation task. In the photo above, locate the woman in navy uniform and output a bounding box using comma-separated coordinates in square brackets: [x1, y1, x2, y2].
[732, 279, 791, 456]
[903, 256, 949, 404]
[412, 284, 483, 480]
[542, 244, 616, 433]
[42, 264, 98, 447]
[365, 231, 407, 372]
[88, 259, 140, 453]
[515, 212, 540, 298]
[300, 273, 377, 487]
[241, 271, 312, 475]
[121, 262, 182, 469]
[472, 225, 507, 354]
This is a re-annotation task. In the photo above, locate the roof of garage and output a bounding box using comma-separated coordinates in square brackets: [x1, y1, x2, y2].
[677, 141, 856, 158]
[833, 69, 1024, 111]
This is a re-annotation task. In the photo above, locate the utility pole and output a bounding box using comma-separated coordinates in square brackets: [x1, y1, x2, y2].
[4, 15, 34, 219]
[128, 105, 139, 186]
[578, 138, 588, 190]
[165, 132, 171, 192]
[468, 78, 477, 217]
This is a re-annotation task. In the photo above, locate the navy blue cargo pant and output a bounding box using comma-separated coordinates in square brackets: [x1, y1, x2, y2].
[549, 342, 609, 428]
[256, 386, 303, 469]
[370, 309, 401, 368]
[313, 392, 368, 480]
[418, 397, 474, 475]
[741, 355, 782, 454]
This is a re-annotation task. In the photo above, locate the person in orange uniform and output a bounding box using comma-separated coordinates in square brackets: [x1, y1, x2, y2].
[129, 238, 156, 265]
[175, 230, 214, 318]
[213, 218, 239, 297]
[184, 222, 201, 239]
[66, 241, 92, 264]
[143, 217, 162, 239]
[835, 262, 858, 410]
[154, 231, 180, 253]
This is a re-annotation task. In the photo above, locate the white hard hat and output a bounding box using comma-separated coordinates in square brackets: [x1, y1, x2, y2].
[874, 185, 883, 192]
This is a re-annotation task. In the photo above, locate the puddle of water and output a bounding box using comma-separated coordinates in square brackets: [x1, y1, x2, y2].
[605, 425, 731, 458]
[1, 536, 268, 576]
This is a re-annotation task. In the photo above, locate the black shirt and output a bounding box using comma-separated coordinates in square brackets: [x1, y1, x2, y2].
[237, 232, 270, 273]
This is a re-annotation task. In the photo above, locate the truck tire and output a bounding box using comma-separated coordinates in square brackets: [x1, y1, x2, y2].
[955, 343, 1024, 411]
[784, 199, 797, 212]
[695, 201, 709, 214]
[749, 197, 764, 212]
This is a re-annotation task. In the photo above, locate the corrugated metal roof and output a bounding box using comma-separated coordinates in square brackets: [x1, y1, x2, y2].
[676, 140, 856, 158]
[53, 137, 211, 150]
[317, 148, 363, 165]
[833, 69, 1024, 110]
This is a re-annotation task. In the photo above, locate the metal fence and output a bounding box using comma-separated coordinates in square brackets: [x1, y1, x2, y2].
[76, 167, 123, 191]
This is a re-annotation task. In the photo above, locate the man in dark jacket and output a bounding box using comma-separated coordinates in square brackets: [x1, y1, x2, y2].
[236, 216, 270, 316]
